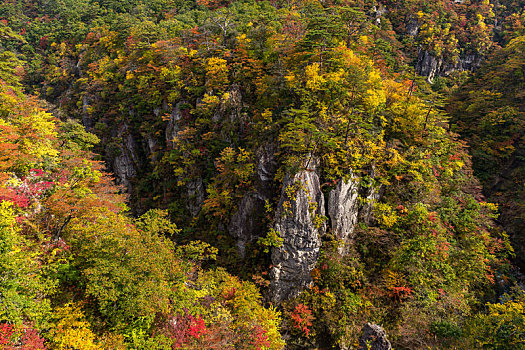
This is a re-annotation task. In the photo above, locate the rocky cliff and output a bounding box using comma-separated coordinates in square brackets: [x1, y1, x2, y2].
[416, 49, 482, 83]
[228, 145, 277, 257]
[270, 159, 325, 303]
[327, 175, 360, 254]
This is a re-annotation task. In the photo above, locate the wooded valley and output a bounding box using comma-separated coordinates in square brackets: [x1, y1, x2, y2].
[0, 0, 524, 348]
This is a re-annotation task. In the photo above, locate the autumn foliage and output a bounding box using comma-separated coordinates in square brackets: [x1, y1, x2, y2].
[0, 0, 523, 349]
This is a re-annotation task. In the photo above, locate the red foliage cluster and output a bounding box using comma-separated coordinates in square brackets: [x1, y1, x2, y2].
[222, 287, 236, 300]
[0, 324, 46, 350]
[0, 169, 54, 209]
[187, 315, 206, 339]
[391, 286, 413, 301]
[0, 191, 31, 208]
[195, 0, 231, 10]
[0, 323, 14, 346]
[39, 36, 48, 49]
[161, 311, 208, 349]
[290, 303, 314, 337]
[249, 325, 270, 350]
[15, 328, 47, 350]
[449, 153, 461, 161]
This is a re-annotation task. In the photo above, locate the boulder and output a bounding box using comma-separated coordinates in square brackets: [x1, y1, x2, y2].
[359, 323, 392, 350]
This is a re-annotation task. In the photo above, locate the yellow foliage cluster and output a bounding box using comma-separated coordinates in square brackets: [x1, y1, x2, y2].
[48, 303, 102, 350]
[205, 57, 229, 92]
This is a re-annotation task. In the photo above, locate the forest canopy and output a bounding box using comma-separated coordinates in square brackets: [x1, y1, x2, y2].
[0, 0, 524, 349]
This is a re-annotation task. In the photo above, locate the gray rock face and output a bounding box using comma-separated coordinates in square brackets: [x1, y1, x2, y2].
[112, 124, 139, 190]
[443, 54, 481, 75]
[268, 162, 385, 302]
[81, 94, 94, 129]
[228, 145, 277, 257]
[145, 133, 159, 162]
[328, 176, 360, 254]
[417, 49, 482, 82]
[406, 17, 419, 36]
[359, 323, 392, 350]
[186, 178, 205, 217]
[213, 85, 242, 123]
[358, 166, 382, 225]
[270, 159, 325, 303]
[145, 134, 157, 153]
[359, 184, 380, 224]
[256, 145, 277, 196]
[226, 85, 243, 125]
[166, 102, 183, 148]
[228, 192, 267, 257]
[416, 50, 443, 83]
[371, 4, 387, 24]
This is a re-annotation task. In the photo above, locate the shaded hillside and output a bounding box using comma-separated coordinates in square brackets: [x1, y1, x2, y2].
[0, 29, 284, 349]
[449, 30, 525, 269]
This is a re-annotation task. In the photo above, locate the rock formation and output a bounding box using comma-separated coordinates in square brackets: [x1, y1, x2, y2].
[111, 123, 139, 190]
[166, 102, 183, 148]
[416, 49, 481, 82]
[359, 323, 392, 350]
[186, 178, 205, 218]
[328, 175, 360, 254]
[228, 145, 277, 257]
[270, 158, 325, 303]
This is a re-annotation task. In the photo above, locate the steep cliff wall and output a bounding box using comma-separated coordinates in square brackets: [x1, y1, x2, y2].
[270, 160, 325, 303]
